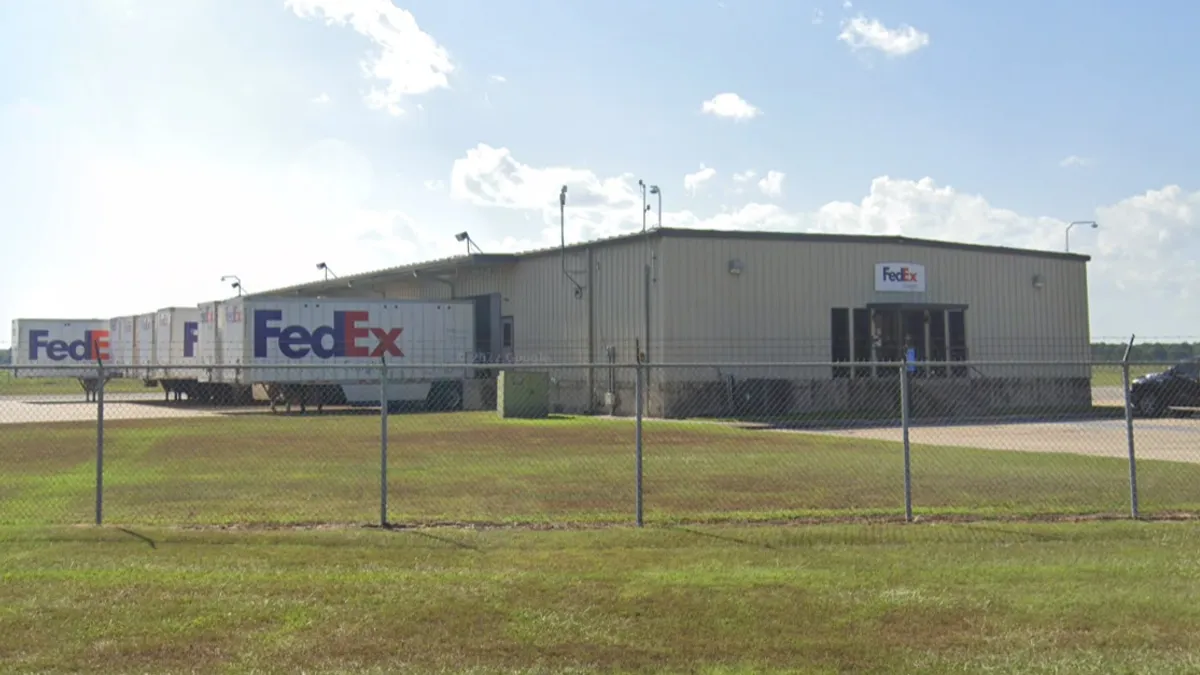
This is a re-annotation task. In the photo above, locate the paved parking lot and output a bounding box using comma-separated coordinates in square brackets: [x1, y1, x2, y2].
[1092, 385, 1125, 407]
[0, 394, 228, 425]
[809, 417, 1199, 464]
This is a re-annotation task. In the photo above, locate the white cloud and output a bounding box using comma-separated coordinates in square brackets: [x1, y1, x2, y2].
[838, 16, 930, 57]
[1060, 155, 1094, 168]
[812, 9, 824, 25]
[311, 92, 331, 104]
[450, 143, 643, 242]
[489, 74, 507, 83]
[758, 170, 785, 198]
[441, 145, 1200, 333]
[684, 164, 717, 195]
[733, 170, 757, 183]
[285, 0, 454, 115]
[843, 0, 853, 8]
[701, 93, 761, 120]
[423, 179, 445, 191]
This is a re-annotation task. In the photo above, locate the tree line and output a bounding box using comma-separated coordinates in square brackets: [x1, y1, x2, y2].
[1091, 342, 1195, 363]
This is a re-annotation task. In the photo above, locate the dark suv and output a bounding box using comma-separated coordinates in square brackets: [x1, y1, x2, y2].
[1130, 358, 1200, 417]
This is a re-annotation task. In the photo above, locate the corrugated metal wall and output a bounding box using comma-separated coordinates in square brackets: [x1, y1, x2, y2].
[305, 233, 1089, 384]
[658, 236, 1090, 378]
[360, 239, 657, 368]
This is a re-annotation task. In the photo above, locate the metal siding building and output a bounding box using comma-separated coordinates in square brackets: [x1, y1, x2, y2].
[252, 228, 1091, 417]
[658, 234, 1090, 367]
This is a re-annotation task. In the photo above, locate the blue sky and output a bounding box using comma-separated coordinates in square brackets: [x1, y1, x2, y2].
[2, 0, 1198, 344]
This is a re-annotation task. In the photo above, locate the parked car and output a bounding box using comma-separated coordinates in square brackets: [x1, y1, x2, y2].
[1129, 358, 1200, 417]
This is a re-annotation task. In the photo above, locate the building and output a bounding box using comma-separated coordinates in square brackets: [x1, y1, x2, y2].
[250, 228, 1093, 418]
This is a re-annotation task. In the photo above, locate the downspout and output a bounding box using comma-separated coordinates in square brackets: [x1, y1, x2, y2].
[587, 246, 595, 414]
[560, 186, 584, 295]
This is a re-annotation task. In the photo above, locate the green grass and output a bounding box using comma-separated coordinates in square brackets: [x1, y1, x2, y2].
[1092, 365, 1126, 388]
[0, 369, 151, 396]
[2, 522, 1200, 673]
[3, 412, 1198, 527]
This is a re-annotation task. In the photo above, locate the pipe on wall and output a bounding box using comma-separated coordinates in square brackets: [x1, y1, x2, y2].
[587, 246, 595, 413]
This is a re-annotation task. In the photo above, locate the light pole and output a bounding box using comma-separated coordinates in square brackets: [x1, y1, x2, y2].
[221, 275, 243, 297]
[638, 179, 648, 232]
[1065, 220, 1098, 252]
[560, 185, 568, 249]
[648, 185, 662, 229]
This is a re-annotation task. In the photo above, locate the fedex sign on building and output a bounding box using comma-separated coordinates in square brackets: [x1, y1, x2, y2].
[874, 262, 927, 293]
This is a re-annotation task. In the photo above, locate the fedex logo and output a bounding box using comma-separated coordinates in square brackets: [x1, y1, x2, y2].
[183, 321, 199, 358]
[253, 310, 404, 360]
[875, 262, 927, 292]
[881, 266, 919, 283]
[28, 329, 110, 362]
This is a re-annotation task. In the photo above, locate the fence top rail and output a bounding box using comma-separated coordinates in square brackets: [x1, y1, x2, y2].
[0, 360, 1161, 373]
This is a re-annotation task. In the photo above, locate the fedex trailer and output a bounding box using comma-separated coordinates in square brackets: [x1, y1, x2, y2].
[151, 306, 232, 402]
[10, 319, 113, 399]
[212, 296, 475, 411]
[107, 315, 137, 379]
[135, 313, 156, 382]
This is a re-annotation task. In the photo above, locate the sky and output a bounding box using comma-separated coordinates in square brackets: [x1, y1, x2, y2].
[1, 0, 1199, 346]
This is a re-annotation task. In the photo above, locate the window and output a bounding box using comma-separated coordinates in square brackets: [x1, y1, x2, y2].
[831, 308, 850, 378]
[948, 310, 967, 376]
[864, 306, 969, 379]
[928, 310, 947, 377]
[852, 308, 872, 378]
[501, 316, 514, 349]
[1174, 361, 1200, 380]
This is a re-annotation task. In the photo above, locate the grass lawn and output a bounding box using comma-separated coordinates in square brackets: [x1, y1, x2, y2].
[1092, 363, 1181, 388]
[3, 412, 1198, 527]
[2, 522, 1200, 673]
[0, 369, 151, 397]
[1092, 365, 1125, 388]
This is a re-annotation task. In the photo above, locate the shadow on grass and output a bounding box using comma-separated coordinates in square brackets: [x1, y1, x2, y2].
[717, 406, 1130, 433]
[117, 527, 157, 548]
[378, 524, 483, 552]
[675, 526, 777, 550]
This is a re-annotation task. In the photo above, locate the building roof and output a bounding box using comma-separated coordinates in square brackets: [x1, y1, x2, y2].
[249, 227, 1091, 298]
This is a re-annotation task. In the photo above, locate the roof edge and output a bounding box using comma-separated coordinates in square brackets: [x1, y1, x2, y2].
[250, 226, 1089, 298]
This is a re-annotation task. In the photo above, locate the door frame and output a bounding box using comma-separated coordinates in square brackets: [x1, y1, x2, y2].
[865, 303, 969, 377]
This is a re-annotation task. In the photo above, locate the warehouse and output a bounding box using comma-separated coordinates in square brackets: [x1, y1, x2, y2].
[250, 228, 1093, 418]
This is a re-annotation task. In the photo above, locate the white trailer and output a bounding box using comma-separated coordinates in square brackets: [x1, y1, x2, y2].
[134, 313, 156, 382]
[107, 315, 137, 379]
[151, 306, 220, 402]
[212, 296, 475, 411]
[10, 318, 113, 400]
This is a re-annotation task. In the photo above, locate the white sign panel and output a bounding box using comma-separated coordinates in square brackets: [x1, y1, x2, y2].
[875, 262, 926, 293]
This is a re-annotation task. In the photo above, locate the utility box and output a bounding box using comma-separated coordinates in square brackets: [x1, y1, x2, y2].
[497, 370, 550, 419]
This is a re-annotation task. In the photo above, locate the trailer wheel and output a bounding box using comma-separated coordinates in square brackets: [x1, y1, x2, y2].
[427, 381, 463, 412]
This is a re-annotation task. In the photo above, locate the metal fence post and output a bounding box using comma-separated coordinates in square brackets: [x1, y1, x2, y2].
[900, 357, 913, 523]
[380, 357, 389, 527]
[634, 363, 645, 528]
[95, 361, 105, 526]
[1121, 360, 1140, 519]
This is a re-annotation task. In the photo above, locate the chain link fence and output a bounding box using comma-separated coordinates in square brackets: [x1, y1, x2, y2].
[1, 359, 1197, 527]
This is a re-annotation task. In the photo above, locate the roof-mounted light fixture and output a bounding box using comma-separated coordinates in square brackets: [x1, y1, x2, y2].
[455, 231, 483, 255]
[316, 262, 338, 280]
